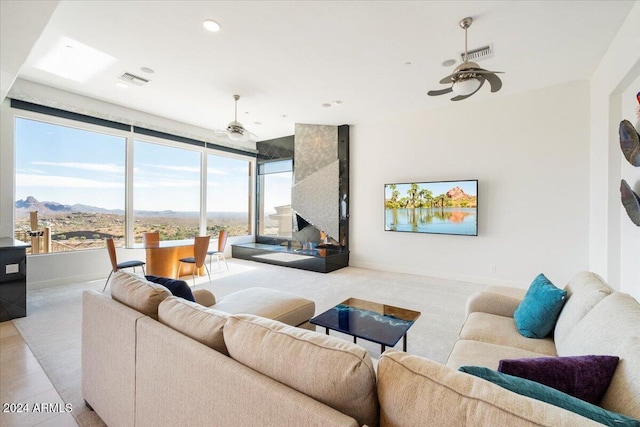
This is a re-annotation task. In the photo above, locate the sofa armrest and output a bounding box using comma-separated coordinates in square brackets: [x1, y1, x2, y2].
[465, 287, 525, 318]
[192, 289, 216, 307]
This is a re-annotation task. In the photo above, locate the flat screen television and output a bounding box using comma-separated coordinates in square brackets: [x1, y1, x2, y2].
[384, 180, 478, 236]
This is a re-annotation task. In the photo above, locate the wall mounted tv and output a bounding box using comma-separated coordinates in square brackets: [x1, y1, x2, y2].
[384, 180, 478, 236]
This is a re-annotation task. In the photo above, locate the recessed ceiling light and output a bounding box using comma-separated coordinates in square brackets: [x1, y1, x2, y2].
[442, 59, 456, 67]
[254, 121, 262, 125]
[115, 82, 128, 89]
[203, 19, 221, 32]
[404, 61, 412, 66]
[332, 100, 342, 106]
[322, 103, 331, 108]
[140, 67, 154, 74]
[281, 114, 288, 118]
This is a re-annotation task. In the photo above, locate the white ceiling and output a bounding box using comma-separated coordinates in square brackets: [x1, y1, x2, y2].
[9, 0, 636, 141]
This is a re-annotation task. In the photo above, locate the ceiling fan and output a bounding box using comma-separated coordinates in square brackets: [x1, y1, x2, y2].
[428, 17, 504, 101]
[216, 94, 257, 141]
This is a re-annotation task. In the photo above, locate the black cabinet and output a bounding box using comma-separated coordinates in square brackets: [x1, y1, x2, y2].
[0, 238, 29, 321]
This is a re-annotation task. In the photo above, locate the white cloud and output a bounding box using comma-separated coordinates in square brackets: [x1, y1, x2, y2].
[138, 163, 200, 173]
[32, 161, 124, 174]
[17, 173, 123, 188]
[134, 178, 200, 189]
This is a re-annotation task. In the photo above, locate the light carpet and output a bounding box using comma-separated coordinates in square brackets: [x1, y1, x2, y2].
[12, 259, 485, 426]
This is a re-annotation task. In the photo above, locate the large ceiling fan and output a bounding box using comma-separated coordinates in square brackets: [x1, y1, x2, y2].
[217, 94, 257, 141]
[428, 17, 503, 101]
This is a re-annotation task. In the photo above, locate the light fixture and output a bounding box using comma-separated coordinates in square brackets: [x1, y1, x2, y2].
[115, 82, 128, 89]
[452, 78, 481, 96]
[202, 19, 220, 32]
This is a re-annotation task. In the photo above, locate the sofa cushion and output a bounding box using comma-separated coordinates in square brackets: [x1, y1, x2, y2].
[212, 287, 314, 327]
[158, 297, 229, 355]
[378, 350, 603, 427]
[600, 337, 640, 420]
[459, 312, 556, 355]
[554, 272, 613, 353]
[223, 314, 378, 427]
[498, 355, 619, 405]
[514, 274, 567, 338]
[459, 366, 640, 427]
[558, 292, 640, 356]
[110, 271, 170, 320]
[145, 275, 194, 302]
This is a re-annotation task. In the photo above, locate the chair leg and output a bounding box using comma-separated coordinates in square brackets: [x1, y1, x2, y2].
[103, 270, 114, 292]
[141, 265, 146, 275]
[191, 270, 196, 287]
[221, 254, 229, 271]
[204, 263, 211, 282]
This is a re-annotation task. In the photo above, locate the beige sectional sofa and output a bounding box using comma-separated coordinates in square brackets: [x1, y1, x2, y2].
[378, 271, 640, 426]
[82, 270, 639, 426]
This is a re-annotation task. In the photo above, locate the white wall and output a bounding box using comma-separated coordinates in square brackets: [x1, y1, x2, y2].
[350, 81, 590, 288]
[589, 2, 640, 299]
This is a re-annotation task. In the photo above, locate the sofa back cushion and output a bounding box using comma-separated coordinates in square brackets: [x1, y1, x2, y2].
[223, 314, 378, 427]
[554, 272, 613, 352]
[158, 296, 229, 355]
[110, 271, 170, 320]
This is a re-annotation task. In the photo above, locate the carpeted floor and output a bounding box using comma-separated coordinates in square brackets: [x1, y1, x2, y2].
[12, 259, 485, 426]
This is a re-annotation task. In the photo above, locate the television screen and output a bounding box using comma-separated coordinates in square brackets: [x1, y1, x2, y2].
[384, 180, 478, 236]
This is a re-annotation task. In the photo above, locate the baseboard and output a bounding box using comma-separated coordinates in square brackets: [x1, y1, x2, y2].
[348, 260, 526, 289]
[27, 273, 105, 290]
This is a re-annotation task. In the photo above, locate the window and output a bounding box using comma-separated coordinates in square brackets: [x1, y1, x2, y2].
[257, 160, 293, 237]
[14, 117, 126, 253]
[133, 140, 201, 242]
[207, 154, 251, 237]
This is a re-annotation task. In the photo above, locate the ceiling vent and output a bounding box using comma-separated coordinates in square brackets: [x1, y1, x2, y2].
[460, 44, 494, 62]
[118, 72, 150, 86]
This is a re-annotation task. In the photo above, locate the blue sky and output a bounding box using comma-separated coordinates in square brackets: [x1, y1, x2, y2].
[385, 180, 477, 199]
[15, 117, 257, 212]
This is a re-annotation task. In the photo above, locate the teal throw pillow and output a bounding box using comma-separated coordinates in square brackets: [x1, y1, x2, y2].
[513, 273, 567, 338]
[459, 366, 640, 427]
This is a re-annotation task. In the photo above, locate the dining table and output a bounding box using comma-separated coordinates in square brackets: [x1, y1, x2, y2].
[133, 238, 204, 279]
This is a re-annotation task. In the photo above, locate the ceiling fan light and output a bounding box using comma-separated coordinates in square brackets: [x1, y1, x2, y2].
[452, 78, 481, 96]
[227, 130, 244, 141]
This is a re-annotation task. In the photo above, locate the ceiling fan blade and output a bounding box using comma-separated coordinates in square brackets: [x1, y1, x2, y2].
[484, 72, 503, 92]
[439, 74, 454, 84]
[450, 78, 486, 101]
[427, 87, 453, 97]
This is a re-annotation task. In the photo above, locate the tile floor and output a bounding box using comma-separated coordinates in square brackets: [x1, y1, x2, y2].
[0, 320, 77, 426]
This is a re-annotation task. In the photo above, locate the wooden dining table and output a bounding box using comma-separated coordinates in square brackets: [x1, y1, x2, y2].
[133, 239, 204, 279]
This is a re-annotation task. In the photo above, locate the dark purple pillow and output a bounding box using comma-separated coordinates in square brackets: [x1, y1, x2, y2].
[498, 355, 619, 405]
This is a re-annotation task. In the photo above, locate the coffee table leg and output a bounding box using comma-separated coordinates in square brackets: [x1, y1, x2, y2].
[325, 327, 329, 335]
[381, 344, 386, 353]
[403, 333, 407, 352]
[353, 336, 357, 344]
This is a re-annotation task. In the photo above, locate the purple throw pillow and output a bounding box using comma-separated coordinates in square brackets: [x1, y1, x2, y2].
[498, 355, 619, 405]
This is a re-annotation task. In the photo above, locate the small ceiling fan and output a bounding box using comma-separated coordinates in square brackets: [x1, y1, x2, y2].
[428, 17, 504, 101]
[216, 94, 257, 141]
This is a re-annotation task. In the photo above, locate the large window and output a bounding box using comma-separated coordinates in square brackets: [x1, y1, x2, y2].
[12, 109, 254, 253]
[133, 140, 201, 242]
[257, 160, 293, 237]
[207, 154, 251, 237]
[14, 117, 126, 253]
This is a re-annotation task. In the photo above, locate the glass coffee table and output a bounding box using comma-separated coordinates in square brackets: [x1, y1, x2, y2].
[310, 298, 421, 352]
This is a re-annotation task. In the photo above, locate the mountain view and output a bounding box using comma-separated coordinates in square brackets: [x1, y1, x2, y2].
[15, 196, 249, 253]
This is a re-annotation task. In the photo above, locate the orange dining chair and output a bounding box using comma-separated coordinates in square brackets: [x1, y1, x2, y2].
[207, 229, 229, 272]
[177, 235, 211, 286]
[143, 231, 160, 247]
[103, 238, 146, 291]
